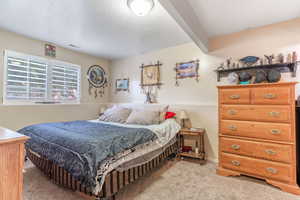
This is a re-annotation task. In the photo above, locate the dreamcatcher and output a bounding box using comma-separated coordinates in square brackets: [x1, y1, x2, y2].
[87, 65, 108, 98]
[140, 61, 162, 103]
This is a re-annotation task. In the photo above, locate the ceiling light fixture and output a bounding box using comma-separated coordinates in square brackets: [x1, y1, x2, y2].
[127, 0, 155, 16]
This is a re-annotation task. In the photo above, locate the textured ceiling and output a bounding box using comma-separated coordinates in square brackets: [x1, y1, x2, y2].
[0, 0, 191, 59]
[188, 0, 300, 38]
[1, 0, 300, 59]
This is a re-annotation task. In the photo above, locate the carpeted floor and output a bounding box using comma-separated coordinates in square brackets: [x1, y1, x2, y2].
[24, 160, 299, 200]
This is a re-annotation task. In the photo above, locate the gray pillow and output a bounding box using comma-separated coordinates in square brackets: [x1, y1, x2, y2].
[99, 106, 132, 123]
[126, 110, 160, 125]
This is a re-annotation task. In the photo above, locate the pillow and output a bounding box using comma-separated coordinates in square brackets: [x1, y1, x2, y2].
[126, 110, 160, 125]
[99, 106, 132, 123]
[165, 111, 176, 119]
[159, 105, 169, 122]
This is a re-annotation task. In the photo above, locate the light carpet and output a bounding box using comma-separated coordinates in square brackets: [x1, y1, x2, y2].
[24, 160, 299, 200]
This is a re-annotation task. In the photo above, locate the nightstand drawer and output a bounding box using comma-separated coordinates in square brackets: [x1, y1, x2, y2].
[220, 120, 292, 142]
[220, 88, 250, 104]
[221, 152, 292, 183]
[251, 87, 291, 105]
[221, 105, 291, 123]
[220, 137, 292, 163]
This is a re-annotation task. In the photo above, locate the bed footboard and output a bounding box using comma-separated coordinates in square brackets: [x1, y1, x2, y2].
[27, 141, 178, 199]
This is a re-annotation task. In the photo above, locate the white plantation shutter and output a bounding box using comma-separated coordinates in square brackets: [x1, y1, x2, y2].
[50, 64, 80, 102]
[4, 50, 81, 104]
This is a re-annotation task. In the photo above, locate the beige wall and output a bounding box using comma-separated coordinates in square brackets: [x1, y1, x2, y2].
[110, 19, 300, 162]
[0, 29, 111, 130]
[210, 17, 300, 95]
[110, 42, 222, 162]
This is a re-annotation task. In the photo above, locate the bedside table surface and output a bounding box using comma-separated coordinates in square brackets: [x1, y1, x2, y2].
[180, 128, 205, 136]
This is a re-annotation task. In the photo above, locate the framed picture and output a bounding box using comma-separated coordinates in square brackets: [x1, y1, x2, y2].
[45, 44, 56, 58]
[175, 60, 199, 86]
[116, 78, 129, 92]
[140, 61, 162, 88]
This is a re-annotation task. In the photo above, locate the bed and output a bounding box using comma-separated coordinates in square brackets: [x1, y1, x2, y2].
[19, 118, 180, 200]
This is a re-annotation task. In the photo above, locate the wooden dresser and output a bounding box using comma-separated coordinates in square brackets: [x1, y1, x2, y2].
[0, 127, 29, 200]
[217, 82, 300, 194]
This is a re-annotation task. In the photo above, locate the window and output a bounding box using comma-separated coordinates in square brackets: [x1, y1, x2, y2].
[4, 50, 81, 104]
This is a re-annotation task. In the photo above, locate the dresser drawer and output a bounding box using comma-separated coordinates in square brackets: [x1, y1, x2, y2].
[221, 105, 291, 123]
[251, 87, 291, 105]
[220, 137, 292, 163]
[219, 89, 250, 104]
[221, 152, 292, 183]
[220, 120, 292, 142]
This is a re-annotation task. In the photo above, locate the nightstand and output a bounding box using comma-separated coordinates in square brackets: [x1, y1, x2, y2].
[179, 128, 206, 164]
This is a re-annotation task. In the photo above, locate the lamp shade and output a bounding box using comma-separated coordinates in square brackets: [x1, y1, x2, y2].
[100, 107, 107, 114]
[179, 110, 188, 120]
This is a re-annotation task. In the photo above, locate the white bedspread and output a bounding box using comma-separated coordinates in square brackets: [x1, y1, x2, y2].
[90, 119, 181, 147]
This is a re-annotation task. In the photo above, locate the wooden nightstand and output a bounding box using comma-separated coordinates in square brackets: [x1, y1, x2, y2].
[179, 128, 206, 164]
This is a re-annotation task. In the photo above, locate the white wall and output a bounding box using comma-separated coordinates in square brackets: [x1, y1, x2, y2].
[0, 29, 111, 130]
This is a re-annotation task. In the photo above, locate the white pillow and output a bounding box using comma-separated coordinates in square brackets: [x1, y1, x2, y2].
[99, 106, 132, 123]
[126, 110, 160, 125]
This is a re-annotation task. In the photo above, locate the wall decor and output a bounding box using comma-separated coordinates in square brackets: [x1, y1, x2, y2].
[239, 56, 259, 66]
[215, 52, 299, 82]
[277, 53, 284, 64]
[239, 71, 252, 84]
[140, 61, 162, 103]
[287, 53, 292, 63]
[140, 61, 162, 88]
[226, 58, 232, 69]
[292, 51, 298, 63]
[227, 72, 239, 84]
[264, 54, 275, 64]
[116, 78, 129, 92]
[254, 70, 267, 84]
[175, 60, 199, 86]
[267, 69, 281, 83]
[87, 65, 108, 98]
[45, 44, 56, 58]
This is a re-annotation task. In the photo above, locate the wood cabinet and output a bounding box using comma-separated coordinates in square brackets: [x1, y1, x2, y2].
[217, 82, 300, 195]
[0, 127, 29, 200]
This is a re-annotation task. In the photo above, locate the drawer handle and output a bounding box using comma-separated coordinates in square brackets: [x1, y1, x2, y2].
[228, 110, 237, 115]
[231, 144, 240, 150]
[269, 111, 280, 117]
[264, 93, 277, 99]
[266, 167, 278, 174]
[270, 129, 281, 135]
[230, 94, 240, 99]
[231, 160, 240, 166]
[265, 149, 277, 155]
[228, 125, 237, 131]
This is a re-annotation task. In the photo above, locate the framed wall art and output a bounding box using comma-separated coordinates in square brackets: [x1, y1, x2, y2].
[140, 61, 162, 104]
[175, 60, 199, 86]
[116, 78, 129, 92]
[87, 65, 108, 98]
[140, 61, 162, 89]
[45, 44, 56, 58]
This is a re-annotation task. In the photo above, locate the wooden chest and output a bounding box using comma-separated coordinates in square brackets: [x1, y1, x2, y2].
[0, 128, 29, 200]
[217, 82, 300, 195]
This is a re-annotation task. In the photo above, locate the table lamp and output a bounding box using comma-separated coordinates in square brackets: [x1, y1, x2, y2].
[179, 110, 188, 128]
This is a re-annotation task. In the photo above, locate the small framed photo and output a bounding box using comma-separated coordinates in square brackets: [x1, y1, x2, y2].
[116, 78, 129, 92]
[45, 44, 56, 58]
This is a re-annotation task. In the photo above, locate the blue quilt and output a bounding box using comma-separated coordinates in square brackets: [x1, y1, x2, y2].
[18, 120, 157, 189]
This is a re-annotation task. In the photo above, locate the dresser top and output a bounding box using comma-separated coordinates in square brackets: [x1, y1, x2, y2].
[217, 81, 297, 89]
[0, 127, 29, 145]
